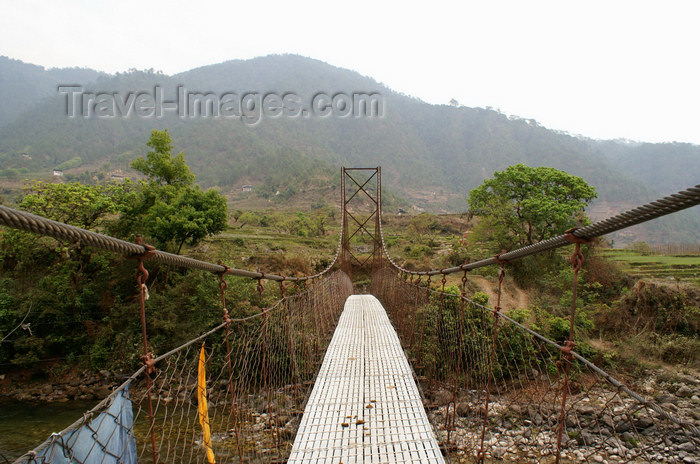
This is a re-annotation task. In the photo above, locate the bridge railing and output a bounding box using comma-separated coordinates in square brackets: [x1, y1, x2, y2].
[0, 202, 354, 464]
[372, 183, 700, 463]
[372, 268, 699, 463]
[3, 179, 700, 463]
[13, 270, 352, 464]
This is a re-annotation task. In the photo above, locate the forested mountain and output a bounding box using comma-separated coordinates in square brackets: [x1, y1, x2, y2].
[593, 140, 700, 194]
[0, 54, 698, 244]
[0, 56, 107, 127]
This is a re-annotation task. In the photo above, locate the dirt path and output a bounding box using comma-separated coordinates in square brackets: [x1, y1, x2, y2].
[470, 275, 529, 310]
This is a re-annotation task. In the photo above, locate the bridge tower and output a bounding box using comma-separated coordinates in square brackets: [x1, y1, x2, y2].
[340, 167, 382, 279]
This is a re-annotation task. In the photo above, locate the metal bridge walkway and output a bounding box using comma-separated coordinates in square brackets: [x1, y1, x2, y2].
[288, 295, 445, 464]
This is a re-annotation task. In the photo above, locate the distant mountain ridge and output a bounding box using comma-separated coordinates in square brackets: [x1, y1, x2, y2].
[0, 54, 698, 244]
[0, 56, 107, 127]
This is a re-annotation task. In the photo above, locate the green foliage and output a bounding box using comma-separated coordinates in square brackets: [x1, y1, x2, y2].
[119, 130, 227, 252]
[403, 244, 434, 259]
[600, 248, 700, 286]
[508, 307, 530, 324]
[445, 237, 470, 266]
[237, 211, 261, 228]
[472, 291, 490, 306]
[18, 181, 124, 229]
[2, 55, 700, 244]
[131, 129, 195, 187]
[55, 156, 82, 171]
[0, 181, 130, 267]
[0, 249, 121, 368]
[529, 304, 594, 344]
[0, 168, 20, 179]
[0, 244, 263, 372]
[141, 185, 227, 253]
[384, 236, 398, 248]
[468, 164, 597, 249]
[236, 210, 330, 238]
[0, 129, 234, 374]
[409, 289, 547, 384]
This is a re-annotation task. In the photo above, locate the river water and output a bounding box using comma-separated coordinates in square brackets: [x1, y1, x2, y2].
[0, 399, 96, 461]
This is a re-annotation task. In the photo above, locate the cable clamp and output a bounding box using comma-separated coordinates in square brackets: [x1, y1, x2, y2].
[217, 262, 231, 291]
[493, 251, 511, 264]
[256, 272, 265, 296]
[132, 235, 156, 260]
[217, 261, 231, 274]
[564, 228, 592, 244]
[561, 340, 576, 357]
[142, 352, 156, 374]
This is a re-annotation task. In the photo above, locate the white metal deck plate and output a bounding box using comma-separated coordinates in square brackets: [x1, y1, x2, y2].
[288, 295, 445, 464]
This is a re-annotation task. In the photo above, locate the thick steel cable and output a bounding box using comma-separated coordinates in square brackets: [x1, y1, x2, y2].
[0, 205, 342, 282]
[379, 184, 700, 276]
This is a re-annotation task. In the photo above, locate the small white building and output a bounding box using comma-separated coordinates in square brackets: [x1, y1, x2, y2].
[52, 169, 64, 176]
[242, 185, 253, 192]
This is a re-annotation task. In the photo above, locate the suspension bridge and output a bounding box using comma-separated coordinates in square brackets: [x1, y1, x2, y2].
[0, 168, 699, 464]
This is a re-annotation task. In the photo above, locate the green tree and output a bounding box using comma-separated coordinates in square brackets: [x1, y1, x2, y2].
[468, 164, 596, 249]
[123, 130, 227, 253]
[237, 211, 261, 229]
[1, 181, 130, 266]
[131, 129, 195, 186]
[144, 186, 227, 254]
[18, 181, 125, 230]
[0, 181, 131, 368]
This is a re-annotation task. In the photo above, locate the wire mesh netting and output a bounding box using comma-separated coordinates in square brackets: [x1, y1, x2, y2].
[371, 267, 700, 464]
[4, 182, 700, 464]
[14, 270, 353, 464]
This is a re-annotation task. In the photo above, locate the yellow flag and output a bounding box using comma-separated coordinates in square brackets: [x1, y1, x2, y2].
[198, 343, 216, 464]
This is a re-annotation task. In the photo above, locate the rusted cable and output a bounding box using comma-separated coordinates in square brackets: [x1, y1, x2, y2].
[477, 265, 505, 463]
[218, 264, 243, 463]
[134, 246, 158, 464]
[555, 242, 584, 463]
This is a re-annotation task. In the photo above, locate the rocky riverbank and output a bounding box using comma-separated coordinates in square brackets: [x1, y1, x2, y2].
[424, 368, 700, 463]
[0, 369, 121, 403]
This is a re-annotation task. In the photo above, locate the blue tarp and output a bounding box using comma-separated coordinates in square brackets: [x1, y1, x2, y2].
[37, 386, 137, 464]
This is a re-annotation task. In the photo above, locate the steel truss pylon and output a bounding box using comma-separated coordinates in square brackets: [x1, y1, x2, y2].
[340, 167, 382, 279]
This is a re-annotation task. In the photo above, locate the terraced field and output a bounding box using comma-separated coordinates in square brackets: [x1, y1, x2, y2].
[601, 249, 700, 286]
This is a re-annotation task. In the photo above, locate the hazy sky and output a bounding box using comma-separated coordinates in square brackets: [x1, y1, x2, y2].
[1, 0, 699, 144]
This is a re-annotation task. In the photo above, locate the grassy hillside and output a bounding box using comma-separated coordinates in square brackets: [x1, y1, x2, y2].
[600, 248, 700, 286]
